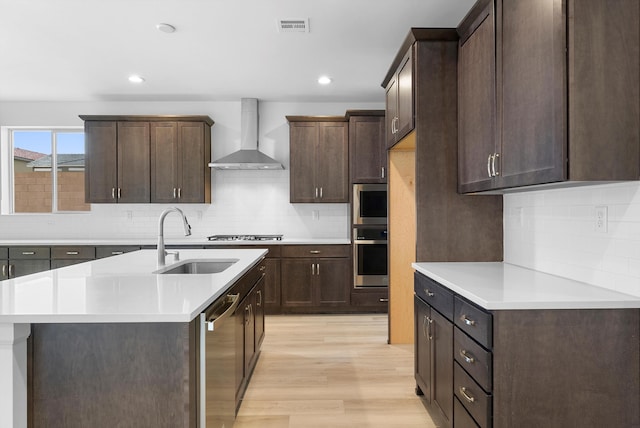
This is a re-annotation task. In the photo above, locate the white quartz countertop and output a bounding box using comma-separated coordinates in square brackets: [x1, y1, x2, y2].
[0, 249, 267, 323]
[412, 262, 640, 310]
[0, 237, 350, 246]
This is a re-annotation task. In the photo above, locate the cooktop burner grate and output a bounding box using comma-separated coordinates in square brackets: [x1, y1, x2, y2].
[207, 234, 283, 242]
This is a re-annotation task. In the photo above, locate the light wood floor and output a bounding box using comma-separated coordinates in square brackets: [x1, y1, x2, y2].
[234, 314, 437, 428]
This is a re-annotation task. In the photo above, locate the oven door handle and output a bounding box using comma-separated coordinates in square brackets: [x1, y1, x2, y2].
[354, 239, 387, 245]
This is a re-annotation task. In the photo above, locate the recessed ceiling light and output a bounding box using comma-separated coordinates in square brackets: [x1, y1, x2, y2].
[318, 76, 332, 85]
[156, 23, 176, 33]
[128, 75, 145, 84]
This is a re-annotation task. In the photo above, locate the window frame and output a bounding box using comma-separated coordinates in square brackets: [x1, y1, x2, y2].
[1, 126, 88, 215]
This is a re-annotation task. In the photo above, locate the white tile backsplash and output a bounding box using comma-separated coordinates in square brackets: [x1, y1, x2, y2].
[504, 182, 640, 296]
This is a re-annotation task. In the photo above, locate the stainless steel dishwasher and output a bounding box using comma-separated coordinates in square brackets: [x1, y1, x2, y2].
[200, 292, 240, 428]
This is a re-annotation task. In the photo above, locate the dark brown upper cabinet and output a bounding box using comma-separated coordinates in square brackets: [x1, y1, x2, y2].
[457, 0, 640, 193]
[83, 120, 150, 203]
[384, 48, 414, 148]
[286, 116, 349, 203]
[347, 110, 386, 184]
[150, 121, 211, 203]
[81, 115, 213, 204]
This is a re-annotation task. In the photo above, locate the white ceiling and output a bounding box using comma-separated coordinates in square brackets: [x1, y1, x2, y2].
[0, 0, 475, 103]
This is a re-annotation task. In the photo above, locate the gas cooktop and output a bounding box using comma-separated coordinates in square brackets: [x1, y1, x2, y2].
[207, 234, 283, 242]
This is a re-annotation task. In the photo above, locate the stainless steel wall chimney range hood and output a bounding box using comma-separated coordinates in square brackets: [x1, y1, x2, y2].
[208, 98, 284, 170]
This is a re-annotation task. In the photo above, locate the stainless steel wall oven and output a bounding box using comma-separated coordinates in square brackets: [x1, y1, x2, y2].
[353, 226, 388, 288]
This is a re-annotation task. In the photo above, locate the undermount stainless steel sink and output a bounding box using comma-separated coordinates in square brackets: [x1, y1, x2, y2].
[154, 259, 239, 275]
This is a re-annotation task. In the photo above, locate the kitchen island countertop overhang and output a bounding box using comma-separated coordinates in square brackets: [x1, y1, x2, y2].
[0, 248, 268, 323]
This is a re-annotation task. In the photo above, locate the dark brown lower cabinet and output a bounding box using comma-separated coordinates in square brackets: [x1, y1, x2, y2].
[280, 245, 350, 312]
[414, 272, 640, 428]
[414, 295, 453, 428]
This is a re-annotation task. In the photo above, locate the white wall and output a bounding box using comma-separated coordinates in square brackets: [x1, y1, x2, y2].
[0, 100, 383, 241]
[504, 182, 640, 297]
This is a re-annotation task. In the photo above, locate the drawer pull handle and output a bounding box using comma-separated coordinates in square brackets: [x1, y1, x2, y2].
[379, 298, 389, 303]
[460, 387, 475, 403]
[460, 349, 475, 364]
[259, 265, 266, 272]
[111, 251, 124, 255]
[424, 288, 434, 297]
[309, 250, 321, 254]
[66, 251, 79, 255]
[461, 315, 476, 326]
[21, 251, 36, 256]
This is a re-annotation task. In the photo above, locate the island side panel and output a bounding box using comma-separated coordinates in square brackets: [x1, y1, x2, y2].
[492, 309, 640, 428]
[30, 321, 197, 428]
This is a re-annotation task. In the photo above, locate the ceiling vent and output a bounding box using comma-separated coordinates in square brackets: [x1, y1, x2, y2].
[277, 18, 309, 33]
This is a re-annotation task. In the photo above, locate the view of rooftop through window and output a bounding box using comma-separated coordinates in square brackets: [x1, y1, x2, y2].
[12, 129, 89, 213]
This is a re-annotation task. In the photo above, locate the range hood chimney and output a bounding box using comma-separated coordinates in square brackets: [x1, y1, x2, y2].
[208, 98, 284, 170]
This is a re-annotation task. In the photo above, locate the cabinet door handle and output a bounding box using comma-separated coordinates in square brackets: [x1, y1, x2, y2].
[461, 314, 476, 326]
[319, 187, 323, 199]
[9, 264, 14, 277]
[118, 188, 122, 199]
[487, 154, 493, 177]
[424, 288, 434, 297]
[422, 315, 428, 338]
[22, 251, 35, 256]
[66, 251, 79, 255]
[173, 188, 177, 198]
[316, 263, 320, 276]
[309, 250, 321, 254]
[460, 349, 475, 364]
[381, 166, 385, 179]
[311, 263, 315, 275]
[426, 316, 433, 340]
[257, 290, 262, 307]
[112, 188, 116, 199]
[459, 387, 476, 403]
[315, 187, 319, 198]
[2, 264, 5, 277]
[493, 153, 500, 176]
[178, 188, 181, 199]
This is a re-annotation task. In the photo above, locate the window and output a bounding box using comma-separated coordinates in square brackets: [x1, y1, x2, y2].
[3, 128, 89, 213]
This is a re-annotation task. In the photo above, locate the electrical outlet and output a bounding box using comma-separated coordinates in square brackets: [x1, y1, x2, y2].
[595, 206, 608, 233]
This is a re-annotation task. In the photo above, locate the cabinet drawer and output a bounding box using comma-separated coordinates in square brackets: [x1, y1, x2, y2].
[281, 245, 349, 258]
[454, 327, 492, 392]
[455, 296, 492, 349]
[51, 246, 96, 260]
[0, 247, 7, 259]
[9, 247, 50, 259]
[454, 362, 492, 428]
[414, 273, 454, 320]
[95, 246, 140, 258]
[454, 397, 480, 428]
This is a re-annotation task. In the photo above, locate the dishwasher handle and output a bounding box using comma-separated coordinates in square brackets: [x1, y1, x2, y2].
[204, 293, 240, 332]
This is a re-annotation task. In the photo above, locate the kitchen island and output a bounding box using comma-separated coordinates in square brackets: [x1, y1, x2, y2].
[0, 248, 267, 428]
[413, 262, 640, 428]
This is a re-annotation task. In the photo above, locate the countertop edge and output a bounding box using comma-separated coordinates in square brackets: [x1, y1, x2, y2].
[413, 262, 640, 310]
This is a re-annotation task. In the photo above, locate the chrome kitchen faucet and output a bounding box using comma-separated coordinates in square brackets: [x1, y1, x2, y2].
[157, 207, 192, 266]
